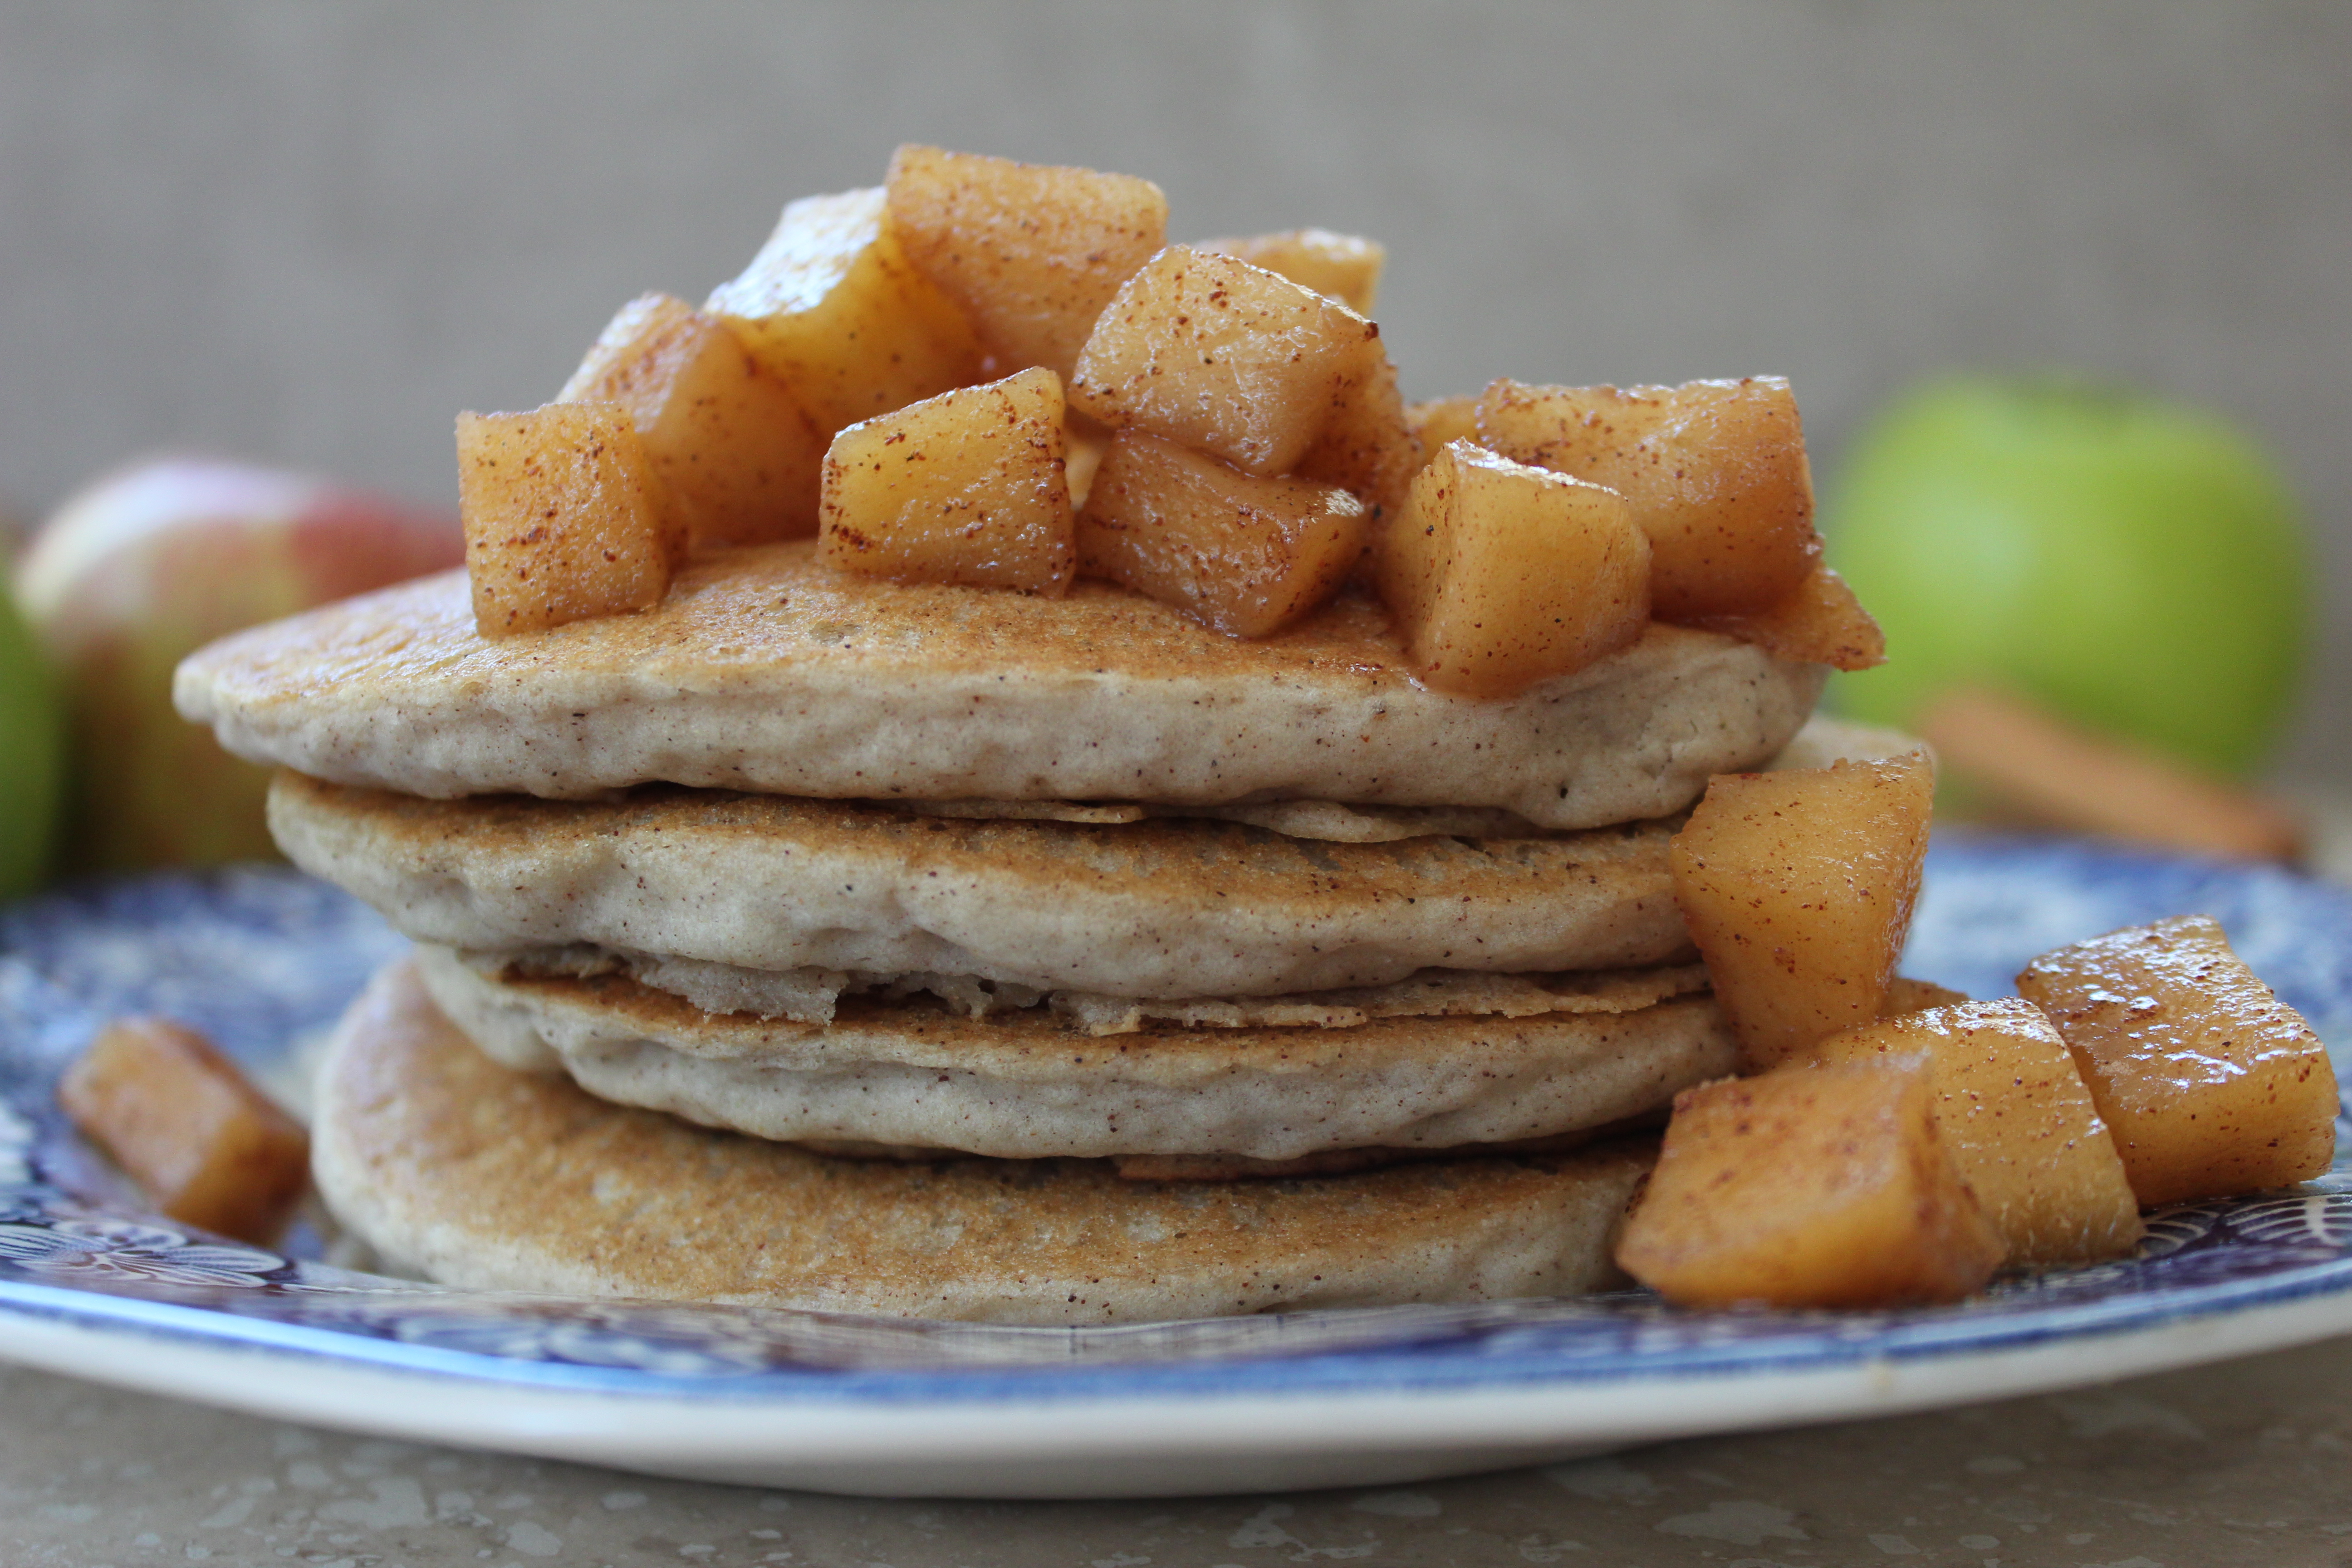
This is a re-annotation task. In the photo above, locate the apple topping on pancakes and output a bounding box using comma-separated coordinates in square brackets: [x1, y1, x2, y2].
[167, 143, 2330, 1327]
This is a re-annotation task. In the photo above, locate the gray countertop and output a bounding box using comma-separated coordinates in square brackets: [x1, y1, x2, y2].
[7, 1332, 2352, 1566]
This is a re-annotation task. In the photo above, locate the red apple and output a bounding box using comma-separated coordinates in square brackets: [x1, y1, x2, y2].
[13, 457, 463, 871]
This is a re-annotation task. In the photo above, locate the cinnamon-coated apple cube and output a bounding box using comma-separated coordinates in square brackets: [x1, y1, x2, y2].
[1068, 246, 1379, 477]
[1616, 1059, 2006, 1308]
[1809, 999, 2144, 1264]
[818, 366, 1074, 594]
[1671, 754, 1936, 1067]
[1077, 430, 1369, 636]
[1064, 424, 1108, 510]
[887, 146, 1168, 380]
[1196, 228, 1385, 314]
[1406, 395, 1481, 468]
[58, 1016, 310, 1244]
[2018, 915, 2338, 1205]
[1882, 977, 1970, 1017]
[1371, 440, 1650, 698]
[1688, 563, 1886, 671]
[707, 186, 985, 436]
[1294, 342, 1418, 523]
[457, 403, 682, 637]
[559, 292, 827, 549]
[1478, 377, 1819, 621]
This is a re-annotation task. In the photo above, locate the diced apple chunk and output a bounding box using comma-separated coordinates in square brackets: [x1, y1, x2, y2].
[1882, 977, 1971, 1017]
[1069, 246, 1380, 477]
[1064, 424, 1108, 510]
[1477, 377, 1820, 620]
[1809, 999, 2144, 1264]
[1671, 755, 1936, 1067]
[1077, 430, 1368, 636]
[1195, 228, 1385, 314]
[707, 186, 985, 436]
[1688, 563, 1886, 671]
[58, 1016, 310, 1244]
[1372, 440, 1650, 698]
[1406, 395, 1482, 468]
[2017, 915, 2338, 1205]
[559, 292, 826, 549]
[457, 403, 681, 638]
[1294, 342, 1418, 523]
[1616, 1059, 2006, 1308]
[886, 146, 1168, 380]
[819, 366, 1074, 594]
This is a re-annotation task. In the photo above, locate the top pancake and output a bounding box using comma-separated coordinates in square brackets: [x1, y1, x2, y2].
[176, 542, 1824, 828]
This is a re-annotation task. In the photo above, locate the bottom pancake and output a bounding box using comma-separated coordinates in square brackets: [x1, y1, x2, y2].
[314, 956, 1656, 1326]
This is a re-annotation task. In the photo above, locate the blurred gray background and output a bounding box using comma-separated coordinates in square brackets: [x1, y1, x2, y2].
[1, 1, 2346, 776]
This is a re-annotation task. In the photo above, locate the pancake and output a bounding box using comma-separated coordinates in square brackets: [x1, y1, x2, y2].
[177, 541, 1823, 828]
[273, 772, 1690, 999]
[413, 946, 1734, 1161]
[314, 957, 1655, 1324]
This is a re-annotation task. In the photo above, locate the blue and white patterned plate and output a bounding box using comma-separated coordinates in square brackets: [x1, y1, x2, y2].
[0, 838, 2348, 1499]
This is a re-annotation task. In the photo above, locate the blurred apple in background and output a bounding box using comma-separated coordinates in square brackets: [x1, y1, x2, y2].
[1828, 377, 2313, 782]
[13, 458, 462, 872]
[0, 574, 64, 897]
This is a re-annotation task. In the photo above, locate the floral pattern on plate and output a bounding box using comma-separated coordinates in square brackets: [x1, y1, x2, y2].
[0, 839, 2347, 1399]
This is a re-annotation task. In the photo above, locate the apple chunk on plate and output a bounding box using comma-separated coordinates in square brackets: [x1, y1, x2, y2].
[1478, 376, 1819, 621]
[1808, 998, 2143, 1265]
[559, 292, 827, 549]
[887, 145, 1167, 381]
[59, 1016, 310, 1245]
[2019, 915, 2337, 1206]
[1077, 430, 1367, 637]
[456, 403, 683, 638]
[1670, 754, 1935, 1068]
[819, 367, 1075, 595]
[1371, 440, 1649, 698]
[707, 187, 984, 437]
[1070, 245, 1379, 478]
[1616, 1059, 2006, 1308]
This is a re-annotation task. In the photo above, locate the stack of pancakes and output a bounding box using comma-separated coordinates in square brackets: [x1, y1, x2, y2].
[177, 541, 1833, 1325]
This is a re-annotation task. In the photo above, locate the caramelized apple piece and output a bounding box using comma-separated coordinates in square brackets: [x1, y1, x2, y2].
[1064, 423, 1108, 510]
[559, 292, 826, 548]
[1687, 563, 1886, 671]
[1195, 228, 1385, 314]
[1882, 977, 1971, 1017]
[1809, 1000, 2143, 1264]
[1294, 342, 1418, 523]
[819, 366, 1073, 594]
[59, 1016, 309, 1244]
[2018, 916, 2337, 1205]
[1406, 395, 1481, 468]
[1478, 377, 1819, 620]
[1671, 755, 1936, 1067]
[457, 402, 681, 637]
[1372, 441, 1649, 698]
[886, 146, 1168, 380]
[707, 187, 984, 436]
[1069, 246, 1379, 476]
[1617, 1059, 2005, 1308]
[1077, 430, 1368, 636]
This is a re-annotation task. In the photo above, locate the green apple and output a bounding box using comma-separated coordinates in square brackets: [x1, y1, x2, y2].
[1827, 377, 2313, 777]
[0, 585, 64, 897]
[13, 458, 462, 872]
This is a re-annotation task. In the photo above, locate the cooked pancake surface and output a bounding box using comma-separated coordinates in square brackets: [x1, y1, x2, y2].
[181, 542, 1822, 827]
[276, 772, 1690, 998]
[315, 958, 1654, 1324]
[415, 946, 1735, 1161]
